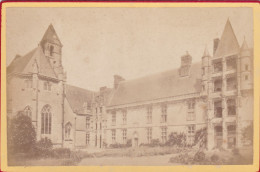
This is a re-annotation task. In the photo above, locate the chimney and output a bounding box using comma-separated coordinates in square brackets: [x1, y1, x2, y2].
[114, 75, 125, 89]
[179, 52, 192, 77]
[213, 38, 220, 55]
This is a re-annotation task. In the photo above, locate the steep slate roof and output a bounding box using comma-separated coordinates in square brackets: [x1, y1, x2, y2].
[108, 62, 202, 106]
[65, 84, 95, 114]
[7, 46, 57, 79]
[214, 19, 240, 58]
[40, 24, 62, 46]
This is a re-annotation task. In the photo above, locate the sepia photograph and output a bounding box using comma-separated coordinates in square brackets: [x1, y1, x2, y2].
[3, 5, 256, 168]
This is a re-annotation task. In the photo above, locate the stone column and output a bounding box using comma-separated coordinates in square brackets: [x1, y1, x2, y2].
[222, 97, 228, 149]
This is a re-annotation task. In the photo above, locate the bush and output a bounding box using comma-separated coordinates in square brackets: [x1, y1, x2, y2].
[53, 148, 71, 158]
[193, 127, 207, 148]
[30, 138, 53, 158]
[165, 132, 186, 147]
[193, 151, 205, 162]
[36, 137, 53, 149]
[109, 142, 131, 149]
[210, 154, 219, 162]
[7, 112, 36, 154]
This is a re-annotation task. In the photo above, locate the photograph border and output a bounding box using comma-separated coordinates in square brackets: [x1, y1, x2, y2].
[1, 2, 259, 172]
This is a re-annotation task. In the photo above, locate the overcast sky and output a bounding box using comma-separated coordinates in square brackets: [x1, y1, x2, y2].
[6, 7, 253, 91]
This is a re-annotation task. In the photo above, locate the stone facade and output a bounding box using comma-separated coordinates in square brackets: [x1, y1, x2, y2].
[7, 19, 253, 150]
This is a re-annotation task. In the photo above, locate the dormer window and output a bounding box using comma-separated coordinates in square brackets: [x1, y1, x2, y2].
[43, 81, 52, 91]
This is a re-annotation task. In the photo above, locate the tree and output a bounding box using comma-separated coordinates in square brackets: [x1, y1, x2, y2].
[7, 111, 36, 154]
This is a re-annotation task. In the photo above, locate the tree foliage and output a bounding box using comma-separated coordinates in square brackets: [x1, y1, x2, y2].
[7, 112, 36, 154]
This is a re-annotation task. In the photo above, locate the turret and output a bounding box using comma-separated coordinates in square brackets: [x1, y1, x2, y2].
[240, 39, 253, 90]
[201, 46, 211, 94]
[40, 24, 63, 76]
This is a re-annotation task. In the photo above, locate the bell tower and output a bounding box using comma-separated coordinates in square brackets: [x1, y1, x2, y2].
[40, 24, 63, 76]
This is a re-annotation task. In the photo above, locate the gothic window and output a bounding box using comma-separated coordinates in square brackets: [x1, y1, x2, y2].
[187, 125, 195, 145]
[86, 133, 90, 145]
[213, 61, 223, 73]
[226, 57, 237, 70]
[161, 104, 167, 123]
[188, 100, 195, 109]
[86, 117, 90, 129]
[24, 106, 32, 118]
[122, 110, 127, 125]
[122, 129, 127, 144]
[65, 122, 72, 140]
[147, 128, 152, 144]
[112, 129, 116, 143]
[112, 112, 116, 126]
[161, 127, 167, 144]
[245, 64, 249, 71]
[147, 106, 152, 124]
[226, 77, 237, 91]
[41, 105, 52, 134]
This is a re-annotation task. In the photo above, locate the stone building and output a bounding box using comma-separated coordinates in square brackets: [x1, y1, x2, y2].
[6, 19, 253, 150]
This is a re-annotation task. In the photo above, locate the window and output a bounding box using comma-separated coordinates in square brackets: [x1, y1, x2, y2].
[112, 112, 116, 126]
[188, 100, 195, 109]
[226, 77, 237, 91]
[86, 133, 90, 145]
[213, 61, 223, 73]
[161, 127, 167, 144]
[226, 57, 237, 70]
[187, 125, 195, 145]
[214, 79, 222, 92]
[65, 122, 72, 140]
[202, 85, 205, 91]
[147, 128, 152, 144]
[122, 110, 127, 125]
[227, 99, 236, 116]
[50, 45, 54, 56]
[227, 125, 236, 148]
[245, 75, 248, 80]
[245, 64, 249, 71]
[202, 67, 205, 75]
[122, 129, 127, 144]
[24, 106, 32, 118]
[43, 81, 51, 91]
[41, 105, 52, 134]
[25, 80, 32, 88]
[215, 126, 223, 148]
[147, 106, 152, 124]
[112, 129, 116, 143]
[215, 126, 223, 136]
[100, 107, 102, 113]
[214, 101, 222, 118]
[86, 117, 90, 129]
[161, 104, 167, 123]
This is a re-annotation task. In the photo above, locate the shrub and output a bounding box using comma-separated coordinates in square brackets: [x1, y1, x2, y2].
[36, 137, 53, 149]
[210, 154, 219, 162]
[109, 142, 131, 149]
[7, 112, 36, 154]
[193, 151, 205, 162]
[126, 139, 132, 147]
[165, 132, 186, 147]
[53, 148, 71, 158]
[193, 127, 207, 148]
[31, 138, 53, 158]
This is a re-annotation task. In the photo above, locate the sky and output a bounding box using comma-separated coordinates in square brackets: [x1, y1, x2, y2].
[6, 7, 253, 91]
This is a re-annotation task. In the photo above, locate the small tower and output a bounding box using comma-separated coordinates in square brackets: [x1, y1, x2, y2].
[179, 51, 192, 77]
[40, 24, 63, 76]
[240, 38, 253, 90]
[201, 46, 210, 95]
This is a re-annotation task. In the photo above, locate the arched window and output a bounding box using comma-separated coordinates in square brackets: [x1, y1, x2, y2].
[65, 122, 72, 139]
[24, 106, 32, 118]
[41, 105, 52, 134]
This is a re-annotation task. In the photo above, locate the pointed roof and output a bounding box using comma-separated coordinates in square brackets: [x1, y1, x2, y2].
[40, 24, 62, 46]
[214, 19, 240, 58]
[202, 46, 210, 57]
[241, 38, 249, 51]
[7, 46, 57, 79]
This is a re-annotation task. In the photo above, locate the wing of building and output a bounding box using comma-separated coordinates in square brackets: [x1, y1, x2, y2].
[7, 19, 253, 150]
